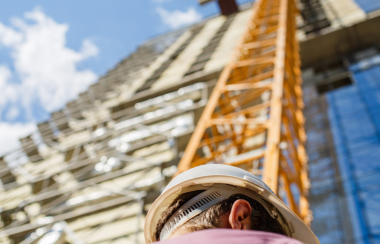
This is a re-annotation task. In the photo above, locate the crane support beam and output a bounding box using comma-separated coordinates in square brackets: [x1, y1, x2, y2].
[176, 0, 311, 224]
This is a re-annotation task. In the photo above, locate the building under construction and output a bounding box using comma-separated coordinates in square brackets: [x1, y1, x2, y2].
[0, 0, 380, 243]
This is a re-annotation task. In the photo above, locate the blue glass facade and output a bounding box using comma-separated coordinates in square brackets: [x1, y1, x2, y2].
[326, 55, 380, 244]
[304, 84, 351, 244]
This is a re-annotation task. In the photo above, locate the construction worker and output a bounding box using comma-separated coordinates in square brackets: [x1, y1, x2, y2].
[144, 164, 320, 244]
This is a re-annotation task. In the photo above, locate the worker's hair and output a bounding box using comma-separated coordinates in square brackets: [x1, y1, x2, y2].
[155, 190, 286, 240]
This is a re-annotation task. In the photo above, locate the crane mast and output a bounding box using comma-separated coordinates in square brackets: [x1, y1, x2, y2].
[176, 0, 311, 224]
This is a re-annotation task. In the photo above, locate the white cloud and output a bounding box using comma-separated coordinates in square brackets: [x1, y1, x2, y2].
[0, 65, 12, 87]
[156, 7, 202, 29]
[6, 107, 19, 121]
[0, 123, 36, 157]
[0, 23, 22, 46]
[0, 8, 99, 156]
[81, 39, 99, 58]
[0, 8, 98, 118]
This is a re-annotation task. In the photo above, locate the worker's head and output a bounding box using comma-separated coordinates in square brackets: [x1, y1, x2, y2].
[154, 191, 286, 240]
[144, 165, 320, 244]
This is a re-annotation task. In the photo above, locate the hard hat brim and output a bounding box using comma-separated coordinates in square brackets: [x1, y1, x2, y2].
[144, 165, 319, 244]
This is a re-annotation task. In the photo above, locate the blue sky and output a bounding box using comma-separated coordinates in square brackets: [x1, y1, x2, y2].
[0, 0, 252, 155]
[0, 0, 251, 78]
[0, 0, 378, 156]
[0, 0, 252, 122]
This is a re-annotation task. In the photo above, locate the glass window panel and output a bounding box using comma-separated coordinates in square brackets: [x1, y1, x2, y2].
[346, 136, 379, 152]
[341, 122, 376, 143]
[350, 145, 380, 173]
[334, 100, 366, 116]
[361, 90, 380, 106]
[355, 72, 379, 92]
[331, 85, 359, 99]
[361, 190, 380, 235]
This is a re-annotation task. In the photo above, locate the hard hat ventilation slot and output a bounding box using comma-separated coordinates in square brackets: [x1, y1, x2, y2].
[184, 192, 221, 216]
[160, 191, 222, 241]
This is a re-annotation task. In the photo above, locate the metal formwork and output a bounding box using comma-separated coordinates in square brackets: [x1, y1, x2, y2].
[176, 0, 311, 223]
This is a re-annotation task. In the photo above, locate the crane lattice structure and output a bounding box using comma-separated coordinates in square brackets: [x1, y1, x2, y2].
[176, 0, 311, 224]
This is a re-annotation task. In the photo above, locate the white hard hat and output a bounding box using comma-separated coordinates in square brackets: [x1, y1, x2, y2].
[144, 164, 320, 244]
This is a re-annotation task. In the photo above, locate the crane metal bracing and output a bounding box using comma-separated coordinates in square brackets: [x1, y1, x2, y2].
[176, 0, 311, 224]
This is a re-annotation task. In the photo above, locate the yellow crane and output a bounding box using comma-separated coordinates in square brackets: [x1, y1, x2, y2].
[176, 0, 311, 224]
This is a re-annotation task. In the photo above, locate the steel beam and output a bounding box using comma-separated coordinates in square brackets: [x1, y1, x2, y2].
[176, 0, 311, 223]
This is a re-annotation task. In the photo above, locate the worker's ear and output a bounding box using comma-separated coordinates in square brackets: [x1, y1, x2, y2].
[228, 199, 252, 230]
